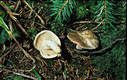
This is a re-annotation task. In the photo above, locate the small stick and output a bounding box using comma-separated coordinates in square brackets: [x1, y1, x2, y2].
[7, 31, 35, 64]
[14, 0, 21, 11]
[2, 68, 37, 80]
[13, 72, 37, 80]
[23, 0, 46, 28]
[73, 21, 101, 24]
[8, 11, 28, 36]
[91, 19, 104, 31]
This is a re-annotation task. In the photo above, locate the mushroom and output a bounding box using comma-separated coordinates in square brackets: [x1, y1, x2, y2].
[67, 30, 99, 49]
[33, 30, 61, 59]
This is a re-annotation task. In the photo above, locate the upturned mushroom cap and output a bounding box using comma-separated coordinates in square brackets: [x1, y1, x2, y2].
[67, 30, 99, 49]
[33, 30, 61, 59]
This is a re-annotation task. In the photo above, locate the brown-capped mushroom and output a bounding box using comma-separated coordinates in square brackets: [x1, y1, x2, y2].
[67, 30, 99, 49]
[33, 30, 61, 59]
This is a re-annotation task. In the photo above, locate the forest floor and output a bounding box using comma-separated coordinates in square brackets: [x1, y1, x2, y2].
[0, 0, 125, 80]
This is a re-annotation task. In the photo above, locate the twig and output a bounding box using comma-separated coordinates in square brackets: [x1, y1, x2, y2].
[7, 32, 36, 72]
[1, 44, 6, 53]
[8, 11, 28, 36]
[8, 18, 35, 64]
[8, 19, 13, 32]
[91, 19, 104, 31]
[92, 30, 104, 34]
[76, 25, 85, 30]
[23, 0, 46, 28]
[73, 21, 101, 24]
[14, 0, 21, 11]
[0, 2, 28, 36]
[12, 64, 36, 72]
[13, 72, 37, 80]
[8, 31, 35, 64]
[75, 38, 126, 56]
[116, 21, 126, 25]
[2, 68, 37, 80]
[35, 55, 47, 66]
[96, 6, 104, 22]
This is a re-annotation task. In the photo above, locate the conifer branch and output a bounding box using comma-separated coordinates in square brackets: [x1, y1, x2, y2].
[59, 0, 69, 15]
[92, 19, 104, 31]
[50, 0, 75, 22]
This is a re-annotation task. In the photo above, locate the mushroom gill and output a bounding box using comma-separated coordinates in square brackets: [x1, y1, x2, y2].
[33, 30, 61, 59]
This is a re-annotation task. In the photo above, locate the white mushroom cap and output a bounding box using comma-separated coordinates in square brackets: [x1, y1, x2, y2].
[33, 30, 61, 59]
[67, 30, 99, 49]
